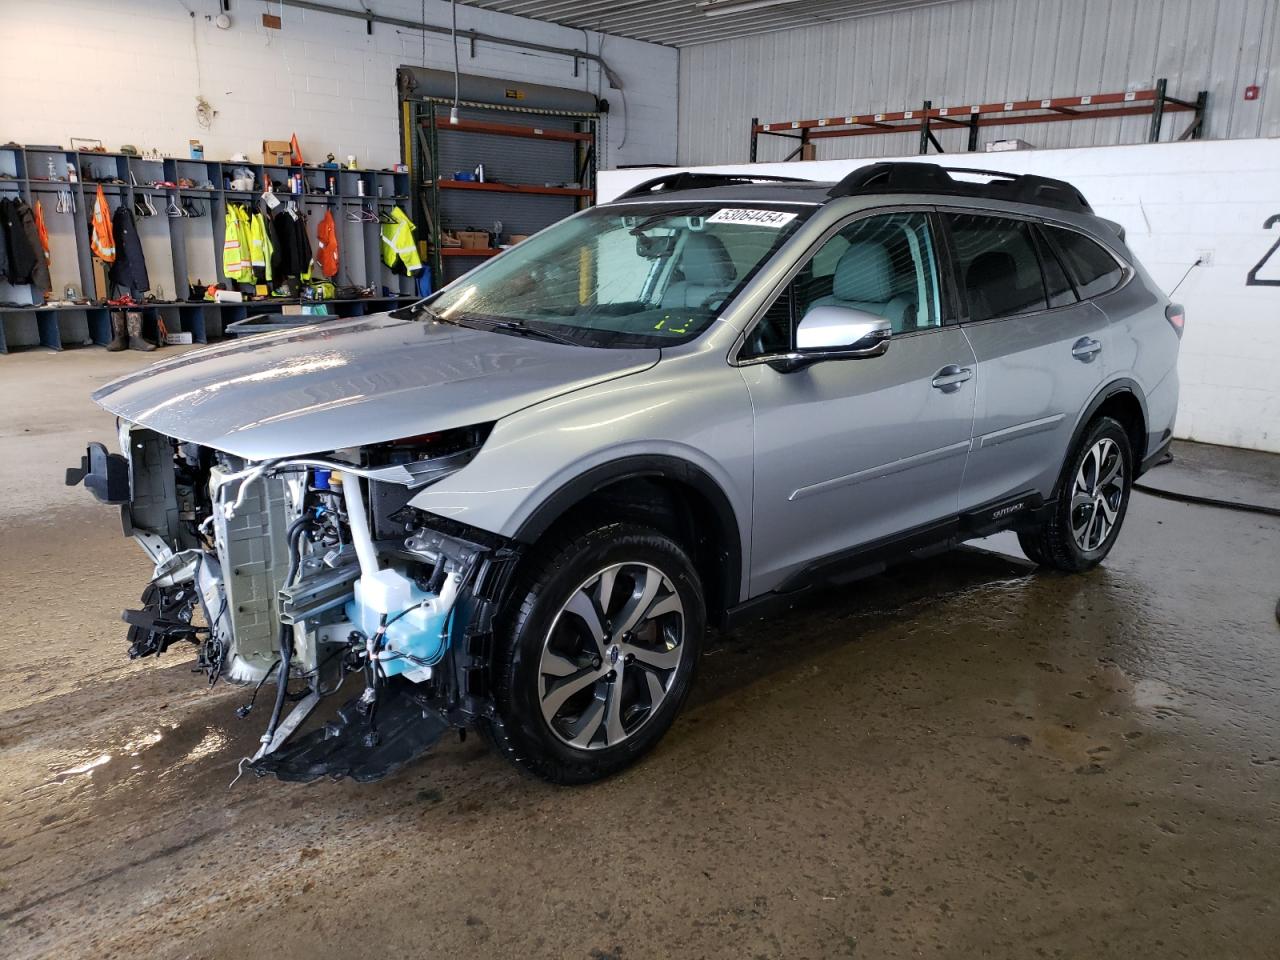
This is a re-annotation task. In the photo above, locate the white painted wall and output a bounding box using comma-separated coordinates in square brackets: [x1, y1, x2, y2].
[0, 0, 677, 170]
[678, 0, 1280, 165]
[600, 139, 1280, 453]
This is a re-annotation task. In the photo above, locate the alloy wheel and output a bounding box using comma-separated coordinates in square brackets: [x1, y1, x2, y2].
[538, 562, 685, 750]
[1070, 437, 1125, 552]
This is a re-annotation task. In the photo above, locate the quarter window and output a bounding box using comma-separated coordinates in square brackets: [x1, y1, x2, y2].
[945, 214, 1048, 321]
[1044, 225, 1125, 299]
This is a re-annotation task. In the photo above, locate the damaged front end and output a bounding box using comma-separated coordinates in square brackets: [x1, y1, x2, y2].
[67, 424, 519, 783]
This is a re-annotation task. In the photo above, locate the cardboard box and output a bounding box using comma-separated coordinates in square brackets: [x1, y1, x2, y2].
[262, 139, 292, 164]
[457, 230, 489, 249]
[508, 234, 529, 244]
[92, 259, 110, 301]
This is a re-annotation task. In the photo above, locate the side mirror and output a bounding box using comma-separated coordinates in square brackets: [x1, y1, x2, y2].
[769, 305, 892, 372]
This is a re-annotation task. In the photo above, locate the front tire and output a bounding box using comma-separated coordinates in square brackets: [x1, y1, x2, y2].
[1018, 416, 1133, 572]
[486, 521, 705, 784]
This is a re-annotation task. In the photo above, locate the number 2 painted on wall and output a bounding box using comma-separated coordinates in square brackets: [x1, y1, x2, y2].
[1246, 214, 1280, 286]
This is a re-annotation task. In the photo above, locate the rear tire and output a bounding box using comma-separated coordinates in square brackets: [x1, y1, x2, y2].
[485, 521, 705, 784]
[1019, 416, 1133, 572]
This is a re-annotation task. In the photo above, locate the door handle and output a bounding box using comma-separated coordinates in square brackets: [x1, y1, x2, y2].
[1072, 337, 1102, 362]
[931, 364, 973, 392]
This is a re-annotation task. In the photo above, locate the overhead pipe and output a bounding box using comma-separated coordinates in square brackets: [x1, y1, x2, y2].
[275, 0, 624, 89]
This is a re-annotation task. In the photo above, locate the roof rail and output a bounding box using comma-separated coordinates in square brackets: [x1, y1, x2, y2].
[615, 171, 812, 200]
[827, 162, 1093, 214]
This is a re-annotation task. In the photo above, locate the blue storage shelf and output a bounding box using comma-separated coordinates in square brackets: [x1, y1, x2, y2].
[1, 142, 415, 355]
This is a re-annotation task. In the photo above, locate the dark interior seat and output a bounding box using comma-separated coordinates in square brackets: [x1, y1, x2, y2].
[965, 250, 1042, 319]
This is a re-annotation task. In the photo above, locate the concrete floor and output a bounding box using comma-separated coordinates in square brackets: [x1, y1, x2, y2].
[2, 347, 1279, 959]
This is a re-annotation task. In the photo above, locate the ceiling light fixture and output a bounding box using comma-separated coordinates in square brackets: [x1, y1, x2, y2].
[696, 0, 808, 18]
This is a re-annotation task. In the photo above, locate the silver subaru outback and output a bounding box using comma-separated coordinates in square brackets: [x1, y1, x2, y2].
[69, 162, 1182, 784]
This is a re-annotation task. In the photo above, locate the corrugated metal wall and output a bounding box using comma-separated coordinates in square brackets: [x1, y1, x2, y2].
[677, 0, 1280, 164]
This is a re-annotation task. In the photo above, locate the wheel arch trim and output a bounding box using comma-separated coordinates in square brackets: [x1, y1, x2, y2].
[1063, 377, 1149, 484]
[511, 454, 746, 609]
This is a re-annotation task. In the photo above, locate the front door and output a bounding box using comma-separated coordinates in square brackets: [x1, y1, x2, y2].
[739, 210, 977, 597]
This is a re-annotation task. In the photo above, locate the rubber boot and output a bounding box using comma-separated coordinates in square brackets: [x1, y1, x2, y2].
[126, 311, 157, 352]
[106, 312, 128, 351]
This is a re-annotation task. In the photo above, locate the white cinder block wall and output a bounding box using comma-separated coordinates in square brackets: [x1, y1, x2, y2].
[601, 139, 1280, 453]
[0, 0, 677, 170]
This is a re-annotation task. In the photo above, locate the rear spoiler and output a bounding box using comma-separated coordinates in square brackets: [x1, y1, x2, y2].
[1099, 218, 1126, 243]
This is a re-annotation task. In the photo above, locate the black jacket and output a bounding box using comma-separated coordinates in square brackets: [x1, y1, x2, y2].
[1, 197, 37, 285]
[263, 207, 283, 280]
[272, 209, 312, 279]
[18, 201, 50, 293]
[108, 204, 149, 297]
[0, 198, 9, 282]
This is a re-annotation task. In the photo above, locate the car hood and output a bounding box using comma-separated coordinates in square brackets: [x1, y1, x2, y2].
[92, 313, 660, 460]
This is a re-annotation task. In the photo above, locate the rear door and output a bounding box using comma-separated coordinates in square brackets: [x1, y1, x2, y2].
[944, 211, 1111, 510]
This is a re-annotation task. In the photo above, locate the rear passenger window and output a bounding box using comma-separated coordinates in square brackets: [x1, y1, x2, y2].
[945, 214, 1048, 321]
[1044, 226, 1125, 299]
[1033, 228, 1079, 308]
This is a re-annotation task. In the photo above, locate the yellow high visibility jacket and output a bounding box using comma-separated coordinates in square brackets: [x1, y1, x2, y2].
[247, 211, 272, 283]
[222, 206, 255, 283]
[381, 206, 423, 275]
[222, 208, 246, 281]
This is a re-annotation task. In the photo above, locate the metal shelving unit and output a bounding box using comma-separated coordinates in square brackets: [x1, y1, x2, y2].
[0, 143, 416, 354]
[406, 100, 598, 286]
[749, 78, 1209, 161]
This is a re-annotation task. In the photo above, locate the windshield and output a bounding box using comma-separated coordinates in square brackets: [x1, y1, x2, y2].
[427, 203, 810, 348]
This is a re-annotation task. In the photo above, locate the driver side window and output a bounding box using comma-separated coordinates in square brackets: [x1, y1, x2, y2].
[743, 211, 943, 357]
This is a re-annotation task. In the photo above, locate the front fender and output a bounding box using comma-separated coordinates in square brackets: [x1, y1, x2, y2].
[407, 354, 755, 599]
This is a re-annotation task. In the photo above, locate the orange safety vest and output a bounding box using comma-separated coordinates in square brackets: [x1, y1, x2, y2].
[33, 199, 51, 264]
[315, 209, 339, 278]
[90, 184, 115, 262]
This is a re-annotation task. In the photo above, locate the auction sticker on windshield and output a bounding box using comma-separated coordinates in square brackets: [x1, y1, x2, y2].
[706, 208, 798, 228]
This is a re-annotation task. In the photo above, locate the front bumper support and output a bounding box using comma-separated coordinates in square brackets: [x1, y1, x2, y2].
[250, 680, 451, 783]
[65, 442, 130, 504]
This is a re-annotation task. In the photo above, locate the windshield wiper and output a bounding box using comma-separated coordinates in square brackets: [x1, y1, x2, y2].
[454, 314, 582, 347]
[389, 297, 435, 320]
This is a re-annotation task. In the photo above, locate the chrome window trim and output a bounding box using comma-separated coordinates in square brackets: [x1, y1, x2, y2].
[938, 207, 1134, 327]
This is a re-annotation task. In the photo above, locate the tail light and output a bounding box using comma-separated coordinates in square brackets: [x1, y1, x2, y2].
[1165, 303, 1185, 338]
